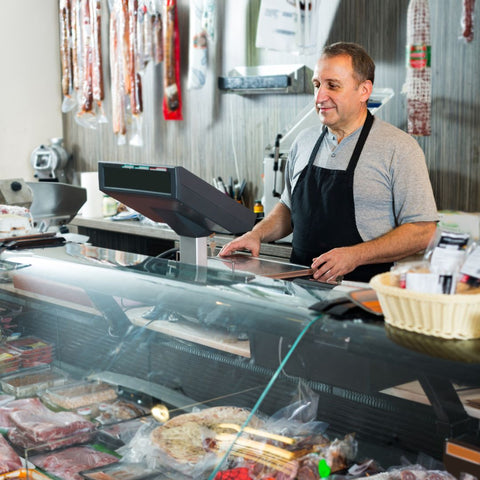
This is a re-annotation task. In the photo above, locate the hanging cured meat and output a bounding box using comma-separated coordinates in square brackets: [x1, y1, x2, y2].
[405, 0, 431, 136]
[152, 9, 163, 64]
[91, 0, 106, 120]
[187, 0, 216, 90]
[110, 0, 127, 139]
[58, 0, 105, 127]
[59, 0, 74, 108]
[60, 0, 165, 139]
[163, 0, 183, 120]
[461, 0, 476, 42]
[80, 0, 94, 116]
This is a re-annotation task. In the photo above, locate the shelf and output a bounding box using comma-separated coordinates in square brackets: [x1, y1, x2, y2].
[218, 64, 314, 94]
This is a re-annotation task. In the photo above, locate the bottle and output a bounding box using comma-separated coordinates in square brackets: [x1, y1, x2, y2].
[253, 200, 265, 224]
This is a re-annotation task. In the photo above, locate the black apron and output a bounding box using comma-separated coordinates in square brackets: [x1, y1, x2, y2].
[290, 111, 392, 282]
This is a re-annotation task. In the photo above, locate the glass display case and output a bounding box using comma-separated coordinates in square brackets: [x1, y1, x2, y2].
[0, 243, 479, 480]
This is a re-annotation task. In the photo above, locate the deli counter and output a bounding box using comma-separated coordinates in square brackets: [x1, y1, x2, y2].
[0, 242, 479, 479]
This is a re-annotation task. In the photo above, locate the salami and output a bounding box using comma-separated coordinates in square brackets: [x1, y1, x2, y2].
[110, 0, 127, 137]
[461, 0, 476, 42]
[152, 11, 163, 63]
[59, 0, 73, 98]
[405, 0, 431, 136]
[163, 0, 183, 119]
[91, 0, 105, 114]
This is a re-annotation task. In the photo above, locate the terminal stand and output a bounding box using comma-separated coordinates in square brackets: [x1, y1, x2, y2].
[179, 236, 208, 267]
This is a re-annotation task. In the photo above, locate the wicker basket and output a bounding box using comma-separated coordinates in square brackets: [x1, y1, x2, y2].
[370, 272, 480, 340]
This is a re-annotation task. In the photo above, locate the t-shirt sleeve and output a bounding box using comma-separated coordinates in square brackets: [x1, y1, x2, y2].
[391, 139, 438, 224]
[279, 144, 297, 211]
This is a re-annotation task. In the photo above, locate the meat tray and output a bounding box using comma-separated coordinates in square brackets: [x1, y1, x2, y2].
[80, 462, 161, 480]
[43, 380, 118, 410]
[0, 365, 70, 398]
[0, 468, 52, 480]
[6, 336, 54, 368]
[0, 345, 21, 375]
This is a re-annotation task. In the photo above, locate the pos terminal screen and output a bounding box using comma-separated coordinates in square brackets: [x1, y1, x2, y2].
[102, 165, 172, 195]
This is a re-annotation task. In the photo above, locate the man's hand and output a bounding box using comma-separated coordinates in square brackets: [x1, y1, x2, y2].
[218, 231, 262, 257]
[311, 247, 358, 283]
[310, 222, 437, 283]
[219, 202, 293, 258]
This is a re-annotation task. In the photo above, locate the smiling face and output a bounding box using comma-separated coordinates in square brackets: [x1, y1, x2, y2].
[313, 53, 372, 140]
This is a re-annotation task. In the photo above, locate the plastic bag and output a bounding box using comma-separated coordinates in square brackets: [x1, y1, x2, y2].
[163, 0, 183, 120]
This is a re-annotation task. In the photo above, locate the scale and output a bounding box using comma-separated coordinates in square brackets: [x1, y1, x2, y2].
[30, 138, 70, 182]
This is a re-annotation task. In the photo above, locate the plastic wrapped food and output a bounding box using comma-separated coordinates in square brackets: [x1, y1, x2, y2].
[0, 206, 33, 238]
[31, 446, 119, 480]
[7, 336, 55, 368]
[81, 461, 159, 480]
[0, 345, 21, 375]
[0, 366, 69, 398]
[0, 397, 46, 431]
[96, 399, 149, 424]
[163, 0, 183, 120]
[8, 403, 95, 450]
[44, 380, 117, 409]
[0, 433, 22, 474]
[404, 0, 431, 136]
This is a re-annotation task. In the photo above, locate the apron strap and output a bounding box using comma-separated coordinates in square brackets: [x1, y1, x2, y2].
[346, 110, 374, 174]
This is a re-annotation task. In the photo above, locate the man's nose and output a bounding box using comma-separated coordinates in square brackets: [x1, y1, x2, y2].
[315, 86, 328, 103]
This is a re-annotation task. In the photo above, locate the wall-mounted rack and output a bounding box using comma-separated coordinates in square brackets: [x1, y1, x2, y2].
[218, 64, 314, 95]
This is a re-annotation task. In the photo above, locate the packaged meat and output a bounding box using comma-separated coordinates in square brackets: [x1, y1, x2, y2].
[163, 0, 183, 120]
[0, 434, 22, 474]
[31, 446, 119, 480]
[8, 403, 95, 451]
[8, 427, 94, 452]
[95, 399, 149, 425]
[0, 346, 21, 375]
[0, 366, 70, 398]
[405, 0, 431, 136]
[80, 461, 159, 480]
[44, 380, 117, 410]
[7, 336, 55, 368]
[0, 394, 15, 406]
[0, 397, 46, 431]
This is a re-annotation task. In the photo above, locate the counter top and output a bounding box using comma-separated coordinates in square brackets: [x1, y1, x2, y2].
[70, 215, 293, 260]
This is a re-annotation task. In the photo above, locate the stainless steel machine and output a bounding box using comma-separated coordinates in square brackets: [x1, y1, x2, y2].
[27, 182, 86, 231]
[30, 138, 70, 182]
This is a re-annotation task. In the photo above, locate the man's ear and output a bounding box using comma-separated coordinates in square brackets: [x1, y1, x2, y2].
[360, 79, 373, 103]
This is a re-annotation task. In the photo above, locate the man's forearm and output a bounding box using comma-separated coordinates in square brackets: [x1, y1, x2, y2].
[252, 202, 293, 243]
[351, 221, 437, 265]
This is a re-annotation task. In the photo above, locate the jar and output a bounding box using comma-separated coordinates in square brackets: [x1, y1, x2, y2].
[103, 195, 118, 217]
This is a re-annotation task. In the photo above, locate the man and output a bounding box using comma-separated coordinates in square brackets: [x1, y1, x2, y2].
[219, 42, 438, 283]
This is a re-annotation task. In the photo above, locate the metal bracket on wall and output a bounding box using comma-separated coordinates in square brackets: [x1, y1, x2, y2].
[218, 64, 314, 95]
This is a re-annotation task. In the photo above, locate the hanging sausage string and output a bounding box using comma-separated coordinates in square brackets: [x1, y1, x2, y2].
[59, 0, 168, 146]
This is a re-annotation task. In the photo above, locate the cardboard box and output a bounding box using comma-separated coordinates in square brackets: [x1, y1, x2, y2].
[438, 211, 480, 240]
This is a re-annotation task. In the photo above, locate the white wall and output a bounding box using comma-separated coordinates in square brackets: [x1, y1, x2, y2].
[0, 0, 62, 181]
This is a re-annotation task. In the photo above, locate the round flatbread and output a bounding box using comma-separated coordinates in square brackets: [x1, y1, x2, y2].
[150, 406, 262, 464]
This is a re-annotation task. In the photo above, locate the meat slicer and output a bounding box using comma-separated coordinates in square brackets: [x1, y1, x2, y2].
[30, 138, 70, 182]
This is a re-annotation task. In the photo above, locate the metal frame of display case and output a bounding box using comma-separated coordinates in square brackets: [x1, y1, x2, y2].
[0, 244, 478, 477]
